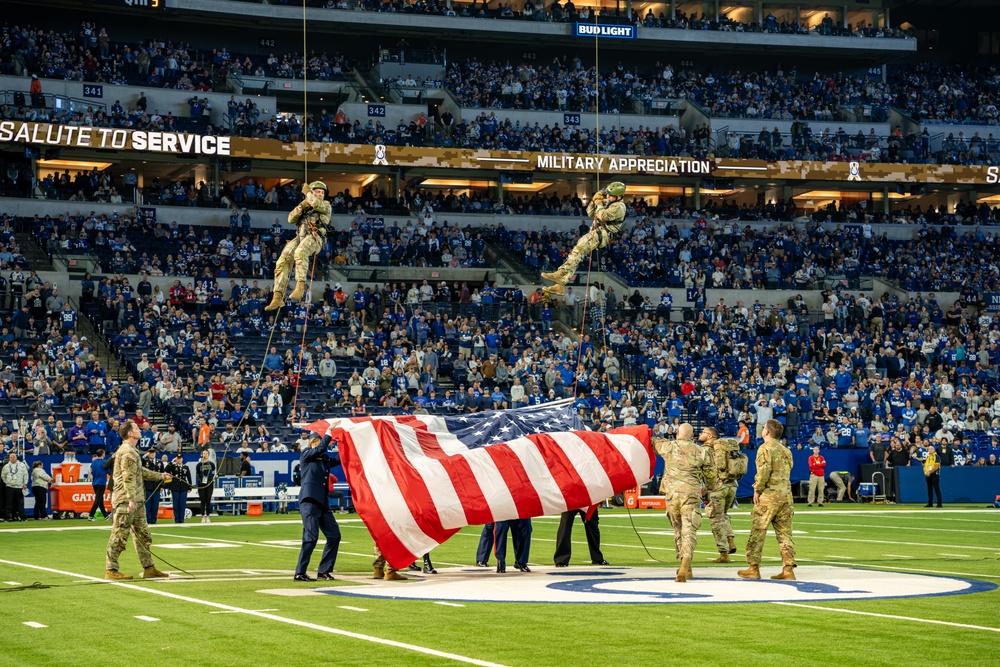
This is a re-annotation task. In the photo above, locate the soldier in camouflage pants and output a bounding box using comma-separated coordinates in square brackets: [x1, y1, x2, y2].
[654, 423, 716, 582]
[105, 420, 172, 580]
[373, 545, 406, 581]
[265, 181, 332, 311]
[542, 182, 627, 297]
[700, 428, 739, 560]
[740, 419, 796, 580]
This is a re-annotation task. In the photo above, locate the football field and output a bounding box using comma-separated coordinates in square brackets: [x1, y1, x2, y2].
[1, 504, 998, 667]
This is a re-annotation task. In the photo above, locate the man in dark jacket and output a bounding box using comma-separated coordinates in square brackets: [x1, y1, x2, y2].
[294, 432, 342, 581]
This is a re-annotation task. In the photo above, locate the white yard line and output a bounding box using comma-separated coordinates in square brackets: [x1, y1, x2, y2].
[134, 615, 160, 622]
[210, 609, 279, 614]
[22, 622, 47, 629]
[773, 602, 1000, 633]
[939, 553, 972, 558]
[337, 606, 369, 612]
[804, 558, 1000, 580]
[882, 554, 914, 559]
[434, 602, 465, 608]
[0, 559, 511, 667]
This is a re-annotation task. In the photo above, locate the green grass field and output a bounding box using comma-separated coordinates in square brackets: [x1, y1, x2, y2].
[1, 503, 998, 667]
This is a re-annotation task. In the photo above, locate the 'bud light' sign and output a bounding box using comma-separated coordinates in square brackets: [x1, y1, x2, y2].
[574, 23, 637, 39]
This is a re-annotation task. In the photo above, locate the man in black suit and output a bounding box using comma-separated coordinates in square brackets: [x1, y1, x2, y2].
[553, 507, 610, 567]
[294, 432, 342, 582]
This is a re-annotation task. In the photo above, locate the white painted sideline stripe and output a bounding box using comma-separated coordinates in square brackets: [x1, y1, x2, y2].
[939, 553, 972, 558]
[435, 602, 465, 608]
[0, 559, 510, 667]
[23, 622, 46, 629]
[806, 558, 1000, 580]
[135, 615, 160, 622]
[773, 602, 1000, 633]
[5, 581, 21, 585]
[338, 606, 368, 612]
[210, 609, 278, 614]
[882, 554, 913, 559]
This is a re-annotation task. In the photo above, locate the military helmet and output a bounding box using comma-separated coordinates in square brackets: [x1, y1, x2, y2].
[604, 181, 626, 197]
[309, 181, 328, 192]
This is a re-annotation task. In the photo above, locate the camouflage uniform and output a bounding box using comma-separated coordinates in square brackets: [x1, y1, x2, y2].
[543, 194, 626, 289]
[705, 437, 739, 554]
[106, 440, 168, 571]
[653, 437, 716, 561]
[372, 545, 399, 577]
[744, 437, 795, 566]
[273, 188, 332, 296]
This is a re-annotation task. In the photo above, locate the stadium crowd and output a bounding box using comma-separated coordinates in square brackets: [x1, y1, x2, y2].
[334, 0, 911, 40]
[0, 22, 353, 88]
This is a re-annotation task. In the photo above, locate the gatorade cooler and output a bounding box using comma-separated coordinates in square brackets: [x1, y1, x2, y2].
[247, 502, 263, 517]
[61, 463, 81, 484]
[157, 506, 174, 520]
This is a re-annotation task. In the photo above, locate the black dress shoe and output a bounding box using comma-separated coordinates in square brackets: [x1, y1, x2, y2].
[496, 563, 506, 573]
[476, 560, 489, 567]
[554, 562, 568, 567]
[514, 562, 531, 572]
[423, 563, 438, 574]
[408, 563, 422, 571]
[591, 560, 611, 565]
[293, 573, 315, 582]
[316, 572, 335, 581]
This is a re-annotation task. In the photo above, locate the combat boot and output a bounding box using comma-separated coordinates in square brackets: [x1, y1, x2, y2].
[771, 555, 796, 580]
[142, 566, 169, 579]
[372, 566, 384, 579]
[105, 569, 132, 581]
[541, 268, 566, 283]
[737, 564, 761, 579]
[264, 291, 285, 312]
[711, 552, 731, 563]
[675, 557, 692, 583]
[384, 569, 408, 581]
[728, 536, 737, 554]
[288, 282, 307, 302]
[422, 554, 437, 575]
[543, 284, 565, 297]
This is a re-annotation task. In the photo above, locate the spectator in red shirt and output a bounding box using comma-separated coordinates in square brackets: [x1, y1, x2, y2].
[133, 409, 150, 431]
[807, 446, 826, 507]
[210, 375, 227, 410]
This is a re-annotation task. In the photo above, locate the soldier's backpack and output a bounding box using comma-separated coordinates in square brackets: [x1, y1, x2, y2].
[717, 438, 749, 482]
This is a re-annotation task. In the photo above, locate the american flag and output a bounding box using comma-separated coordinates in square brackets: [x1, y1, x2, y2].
[304, 402, 653, 569]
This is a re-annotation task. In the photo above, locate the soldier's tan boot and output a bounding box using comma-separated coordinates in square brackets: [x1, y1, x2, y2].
[711, 552, 731, 563]
[728, 536, 737, 554]
[675, 557, 692, 582]
[372, 566, 384, 580]
[288, 282, 307, 302]
[141, 566, 169, 579]
[737, 564, 761, 579]
[264, 291, 285, 312]
[771, 556, 796, 580]
[541, 268, 566, 283]
[542, 283, 565, 297]
[105, 569, 132, 581]
[383, 569, 408, 581]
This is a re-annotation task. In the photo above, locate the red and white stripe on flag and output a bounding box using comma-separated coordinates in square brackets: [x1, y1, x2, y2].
[303, 416, 653, 570]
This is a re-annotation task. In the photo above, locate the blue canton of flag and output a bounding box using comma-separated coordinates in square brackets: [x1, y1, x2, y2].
[443, 402, 584, 447]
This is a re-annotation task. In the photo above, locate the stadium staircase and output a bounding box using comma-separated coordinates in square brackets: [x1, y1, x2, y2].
[16, 231, 54, 272]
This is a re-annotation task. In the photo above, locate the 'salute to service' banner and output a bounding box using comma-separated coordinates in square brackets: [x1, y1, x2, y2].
[0, 121, 231, 156]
